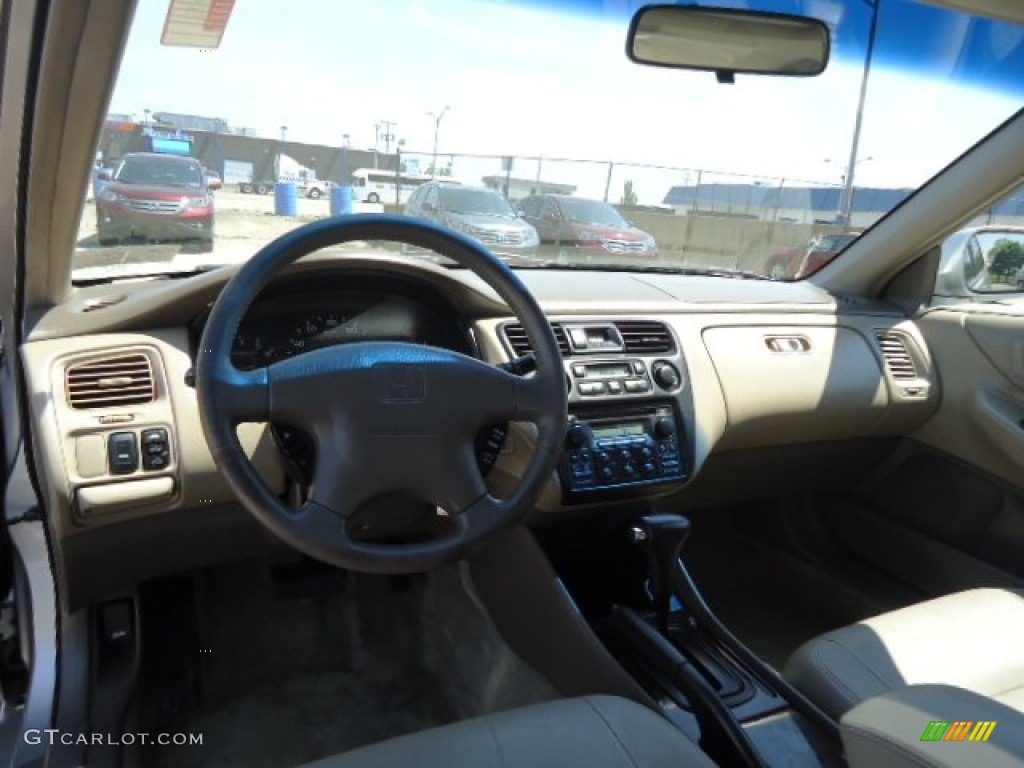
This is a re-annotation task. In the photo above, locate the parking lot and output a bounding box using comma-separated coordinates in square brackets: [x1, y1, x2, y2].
[75, 186, 822, 274]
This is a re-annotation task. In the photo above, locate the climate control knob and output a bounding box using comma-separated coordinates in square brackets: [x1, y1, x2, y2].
[654, 418, 675, 439]
[567, 424, 589, 448]
[652, 361, 681, 391]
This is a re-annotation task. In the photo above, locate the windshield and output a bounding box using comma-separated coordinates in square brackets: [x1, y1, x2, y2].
[74, 0, 1024, 280]
[114, 156, 203, 188]
[440, 188, 516, 216]
[560, 198, 631, 228]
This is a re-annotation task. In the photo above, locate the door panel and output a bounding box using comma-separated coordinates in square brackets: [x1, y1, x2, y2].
[822, 306, 1024, 597]
[913, 307, 1024, 487]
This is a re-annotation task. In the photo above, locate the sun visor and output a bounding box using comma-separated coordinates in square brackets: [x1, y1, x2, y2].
[160, 0, 236, 49]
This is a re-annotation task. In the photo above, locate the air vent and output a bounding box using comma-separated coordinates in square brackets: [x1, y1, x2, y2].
[615, 321, 674, 354]
[502, 323, 571, 357]
[66, 353, 155, 409]
[875, 332, 917, 380]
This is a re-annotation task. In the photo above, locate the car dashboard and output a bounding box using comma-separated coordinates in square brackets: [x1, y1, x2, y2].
[20, 254, 939, 609]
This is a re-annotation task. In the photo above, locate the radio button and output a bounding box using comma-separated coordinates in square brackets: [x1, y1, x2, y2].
[572, 364, 586, 378]
[631, 361, 646, 375]
[624, 379, 650, 393]
[579, 382, 606, 396]
[606, 380, 622, 394]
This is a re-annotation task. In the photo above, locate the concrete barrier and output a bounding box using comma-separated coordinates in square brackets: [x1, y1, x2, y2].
[628, 211, 842, 272]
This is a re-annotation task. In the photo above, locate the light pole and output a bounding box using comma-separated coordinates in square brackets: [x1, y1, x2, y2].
[341, 133, 350, 183]
[429, 106, 450, 178]
[827, 155, 874, 223]
[838, 0, 879, 226]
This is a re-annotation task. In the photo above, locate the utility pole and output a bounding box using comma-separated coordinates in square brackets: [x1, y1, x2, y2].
[378, 120, 396, 154]
[429, 106, 450, 178]
[839, 0, 879, 227]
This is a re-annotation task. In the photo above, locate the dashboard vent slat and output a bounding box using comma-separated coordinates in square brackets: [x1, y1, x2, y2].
[615, 321, 674, 354]
[66, 353, 155, 409]
[502, 323, 571, 357]
[875, 332, 918, 380]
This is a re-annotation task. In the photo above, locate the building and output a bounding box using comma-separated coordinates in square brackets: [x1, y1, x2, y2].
[482, 175, 576, 200]
[663, 183, 915, 228]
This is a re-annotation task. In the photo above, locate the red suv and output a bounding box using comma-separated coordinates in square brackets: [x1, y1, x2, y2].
[518, 194, 658, 262]
[96, 153, 214, 251]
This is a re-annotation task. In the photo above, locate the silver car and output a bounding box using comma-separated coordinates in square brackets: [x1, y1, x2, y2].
[406, 182, 540, 259]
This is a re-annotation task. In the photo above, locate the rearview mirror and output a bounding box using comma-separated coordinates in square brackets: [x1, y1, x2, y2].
[627, 5, 830, 81]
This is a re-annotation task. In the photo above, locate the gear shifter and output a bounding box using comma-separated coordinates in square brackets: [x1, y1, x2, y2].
[630, 513, 691, 634]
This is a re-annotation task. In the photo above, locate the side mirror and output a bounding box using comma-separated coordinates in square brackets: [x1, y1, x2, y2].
[207, 178, 223, 191]
[935, 228, 1024, 301]
[97, 168, 113, 181]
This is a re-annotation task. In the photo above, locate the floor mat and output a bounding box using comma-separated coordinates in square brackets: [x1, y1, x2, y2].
[139, 558, 557, 768]
[681, 505, 913, 669]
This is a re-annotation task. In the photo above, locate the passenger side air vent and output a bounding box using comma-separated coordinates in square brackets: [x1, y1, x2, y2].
[502, 323, 571, 357]
[875, 332, 917, 380]
[66, 353, 155, 409]
[615, 321, 674, 354]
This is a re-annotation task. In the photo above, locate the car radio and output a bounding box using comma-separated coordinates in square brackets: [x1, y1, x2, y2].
[559, 405, 686, 495]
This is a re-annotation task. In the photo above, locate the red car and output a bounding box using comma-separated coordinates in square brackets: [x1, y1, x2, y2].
[517, 194, 658, 261]
[96, 152, 214, 252]
[765, 232, 859, 279]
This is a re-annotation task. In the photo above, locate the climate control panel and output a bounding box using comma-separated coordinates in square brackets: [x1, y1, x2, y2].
[559, 405, 687, 496]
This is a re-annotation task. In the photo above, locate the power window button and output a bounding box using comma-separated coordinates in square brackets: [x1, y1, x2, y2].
[107, 432, 138, 474]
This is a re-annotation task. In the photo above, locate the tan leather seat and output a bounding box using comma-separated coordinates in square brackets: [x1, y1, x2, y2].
[785, 588, 1024, 720]
[841, 684, 1024, 768]
[298, 695, 717, 768]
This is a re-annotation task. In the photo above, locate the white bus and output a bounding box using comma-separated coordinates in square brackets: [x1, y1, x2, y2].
[351, 168, 433, 204]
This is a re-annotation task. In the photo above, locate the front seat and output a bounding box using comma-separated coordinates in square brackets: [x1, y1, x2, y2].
[299, 695, 717, 768]
[784, 587, 1024, 720]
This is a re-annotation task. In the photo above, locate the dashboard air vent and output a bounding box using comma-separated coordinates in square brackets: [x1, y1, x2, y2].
[66, 353, 155, 409]
[616, 321, 674, 354]
[875, 332, 917, 380]
[502, 323, 571, 357]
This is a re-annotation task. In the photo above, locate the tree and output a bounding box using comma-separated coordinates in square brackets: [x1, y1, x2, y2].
[621, 180, 638, 206]
[989, 238, 1024, 281]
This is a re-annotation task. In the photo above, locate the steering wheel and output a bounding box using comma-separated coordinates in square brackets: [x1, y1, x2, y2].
[196, 215, 568, 574]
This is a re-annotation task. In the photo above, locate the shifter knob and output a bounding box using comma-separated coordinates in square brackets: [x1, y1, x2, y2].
[630, 513, 691, 633]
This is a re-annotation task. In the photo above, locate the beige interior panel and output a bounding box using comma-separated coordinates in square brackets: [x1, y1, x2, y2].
[914, 308, 1024, 488]
[965, 311, 1024, 390]
[20, 330, 284, 540]
[704, 325, 885, 449]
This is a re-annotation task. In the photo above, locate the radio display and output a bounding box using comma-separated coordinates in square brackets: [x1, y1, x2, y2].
[592, 422, 646, 439]
[587, 363, 632, 378]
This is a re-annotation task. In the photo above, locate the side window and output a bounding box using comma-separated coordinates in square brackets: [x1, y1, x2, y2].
[426, 186, 440, 210]
[407, 187, 422, 208]
[519, 197, 539, 217]
[540, 198, 560, 221]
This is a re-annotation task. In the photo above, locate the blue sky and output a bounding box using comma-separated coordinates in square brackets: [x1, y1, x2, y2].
[109, 0, 1022, 202]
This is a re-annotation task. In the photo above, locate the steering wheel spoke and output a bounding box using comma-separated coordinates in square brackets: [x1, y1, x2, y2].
[203, 358, 269, 423]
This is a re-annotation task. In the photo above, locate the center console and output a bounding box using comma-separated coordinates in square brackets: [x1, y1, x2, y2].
[501, 318, 692, 502]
